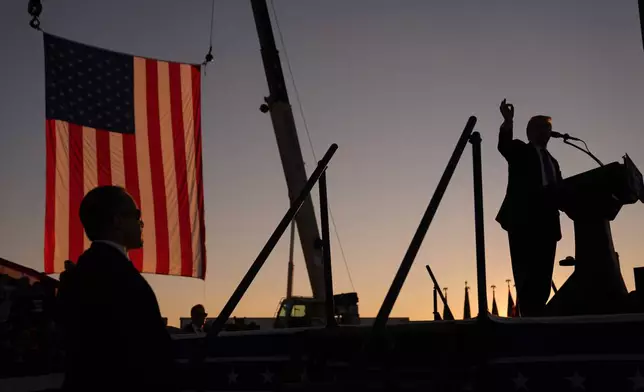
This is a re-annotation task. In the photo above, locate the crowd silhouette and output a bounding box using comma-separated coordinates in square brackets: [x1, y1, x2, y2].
[0, 272, 60, 377]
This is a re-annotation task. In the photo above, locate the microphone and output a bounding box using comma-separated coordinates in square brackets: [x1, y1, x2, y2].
[551, 131, 581, 141]
[554, 130, 604, 166]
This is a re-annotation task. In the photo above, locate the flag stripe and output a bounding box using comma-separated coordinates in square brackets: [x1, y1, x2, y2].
[134, 57, 158, 274]
[54, 121, 70, 273]
[82, 128, 98, 252]
[169, 62, 194, 276]
[123, 133, 143, 270]
[96, 130, 112, 186]
[95, 129, 111, 253]
[145, 58, 171, 275]
[44, 120, 57, 273]
[158, 61, 181, 275]
[68, 124, 85, 263]
[180, 64, 201, 278]
[191, 65, 206, 279]
[109, 132, 125, 187]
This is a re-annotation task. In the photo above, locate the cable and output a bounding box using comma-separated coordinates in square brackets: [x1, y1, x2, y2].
[268, 0, 356, 292]
[268, 0, 316, 160]
[203, 0, 215, 67]
[563, 138, 604, 167]
[579, 140, 595, 160]
[208, 0, 215, 49]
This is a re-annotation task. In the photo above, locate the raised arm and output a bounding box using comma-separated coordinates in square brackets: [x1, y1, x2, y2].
[498, 99, 515, 160]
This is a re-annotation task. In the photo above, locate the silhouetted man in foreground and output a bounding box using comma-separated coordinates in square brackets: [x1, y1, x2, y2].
[496, 99, 562, 317]
[58, 186, 175, 391]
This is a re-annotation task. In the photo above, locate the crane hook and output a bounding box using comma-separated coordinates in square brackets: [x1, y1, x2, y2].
[28, 0, 42, 30]
[202, 45, 214, 75]
[204, 46, 214, 64]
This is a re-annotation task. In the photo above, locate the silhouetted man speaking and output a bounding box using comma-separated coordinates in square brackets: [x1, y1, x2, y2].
[58, 185, 175, 391]
[496, 99, 562, 317]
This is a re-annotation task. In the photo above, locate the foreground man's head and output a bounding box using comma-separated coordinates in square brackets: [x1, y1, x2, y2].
[79, 185, 144, 250]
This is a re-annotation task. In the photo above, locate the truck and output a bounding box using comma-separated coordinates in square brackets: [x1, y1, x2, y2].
[273, 292, 360, 329]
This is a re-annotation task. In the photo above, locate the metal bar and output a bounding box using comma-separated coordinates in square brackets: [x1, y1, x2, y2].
[470, 131, 488, 320]
[372, 116, 477, 330]
[208, 144, 338, 338]
[250, 0, 289, 103]
[433, 286, 439, 320]
[319, 169, 336, 327]
[425, 265, 452, 315]
[639, 0, 644, 52]
[286, 222, 295, 299]
[470, 131, 491, 391]
[442, 287, 455, 320]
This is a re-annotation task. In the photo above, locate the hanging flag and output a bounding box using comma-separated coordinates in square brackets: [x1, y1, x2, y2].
[490, 285, 499, 316]
[463, 282, 471, 319]
[43, 33, 206, 279]
[492, 298, 499, 316]
[507, 284, 517, 317]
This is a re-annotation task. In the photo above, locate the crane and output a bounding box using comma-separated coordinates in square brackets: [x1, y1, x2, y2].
[251, 0, 326, 301]
[250, 0, 360, 328]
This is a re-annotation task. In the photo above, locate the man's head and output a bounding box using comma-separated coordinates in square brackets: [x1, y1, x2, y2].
[190, 304, 207, 326]
[79, 186, 143, 250]
[63, 260, 75, 271]
[526, 115, 553, 147]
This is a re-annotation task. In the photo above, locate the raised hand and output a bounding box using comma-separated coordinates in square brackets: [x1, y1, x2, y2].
[500, 99, 514, 122]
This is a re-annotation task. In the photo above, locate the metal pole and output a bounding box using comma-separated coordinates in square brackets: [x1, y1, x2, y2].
[250, 0, 289, 104]
[425, 264, 452, 314]
[319, 169, 336, 327]
[372, 116, 477, 330]
[208, 144, 338, 339]
[464, 281, 471, 319]
[470, 131, 488, 320]
[443, 287, 454, 320]
[433, 286, 439, 320]
[639, 0, 644, 52]
[286, 222, 295, 299]
[470, 131, 492, 391]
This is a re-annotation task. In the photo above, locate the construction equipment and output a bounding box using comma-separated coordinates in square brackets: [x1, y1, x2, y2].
[273, 292, 360, 329]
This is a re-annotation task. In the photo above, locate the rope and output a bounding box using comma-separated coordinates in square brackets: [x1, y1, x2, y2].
[268, 0, 356, 292]
[203, 0, 215, 71]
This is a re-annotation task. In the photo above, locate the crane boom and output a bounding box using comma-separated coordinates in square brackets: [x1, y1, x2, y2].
[250, 0, 326, 300]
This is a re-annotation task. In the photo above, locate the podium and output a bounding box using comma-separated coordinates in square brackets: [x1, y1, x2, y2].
[545, 155, 644, 316]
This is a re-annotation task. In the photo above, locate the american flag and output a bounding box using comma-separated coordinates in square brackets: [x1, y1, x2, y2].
[43, 33, 206, 279]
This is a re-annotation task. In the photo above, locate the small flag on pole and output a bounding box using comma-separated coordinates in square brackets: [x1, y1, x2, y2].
[463, 281, 471, 319]
[506, 279, 517, 317]
[43, 34, 206, 279]
[491, 285, 499, 316]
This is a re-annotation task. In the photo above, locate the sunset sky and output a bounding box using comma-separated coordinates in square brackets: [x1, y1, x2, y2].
[1, 0, 644, 326]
